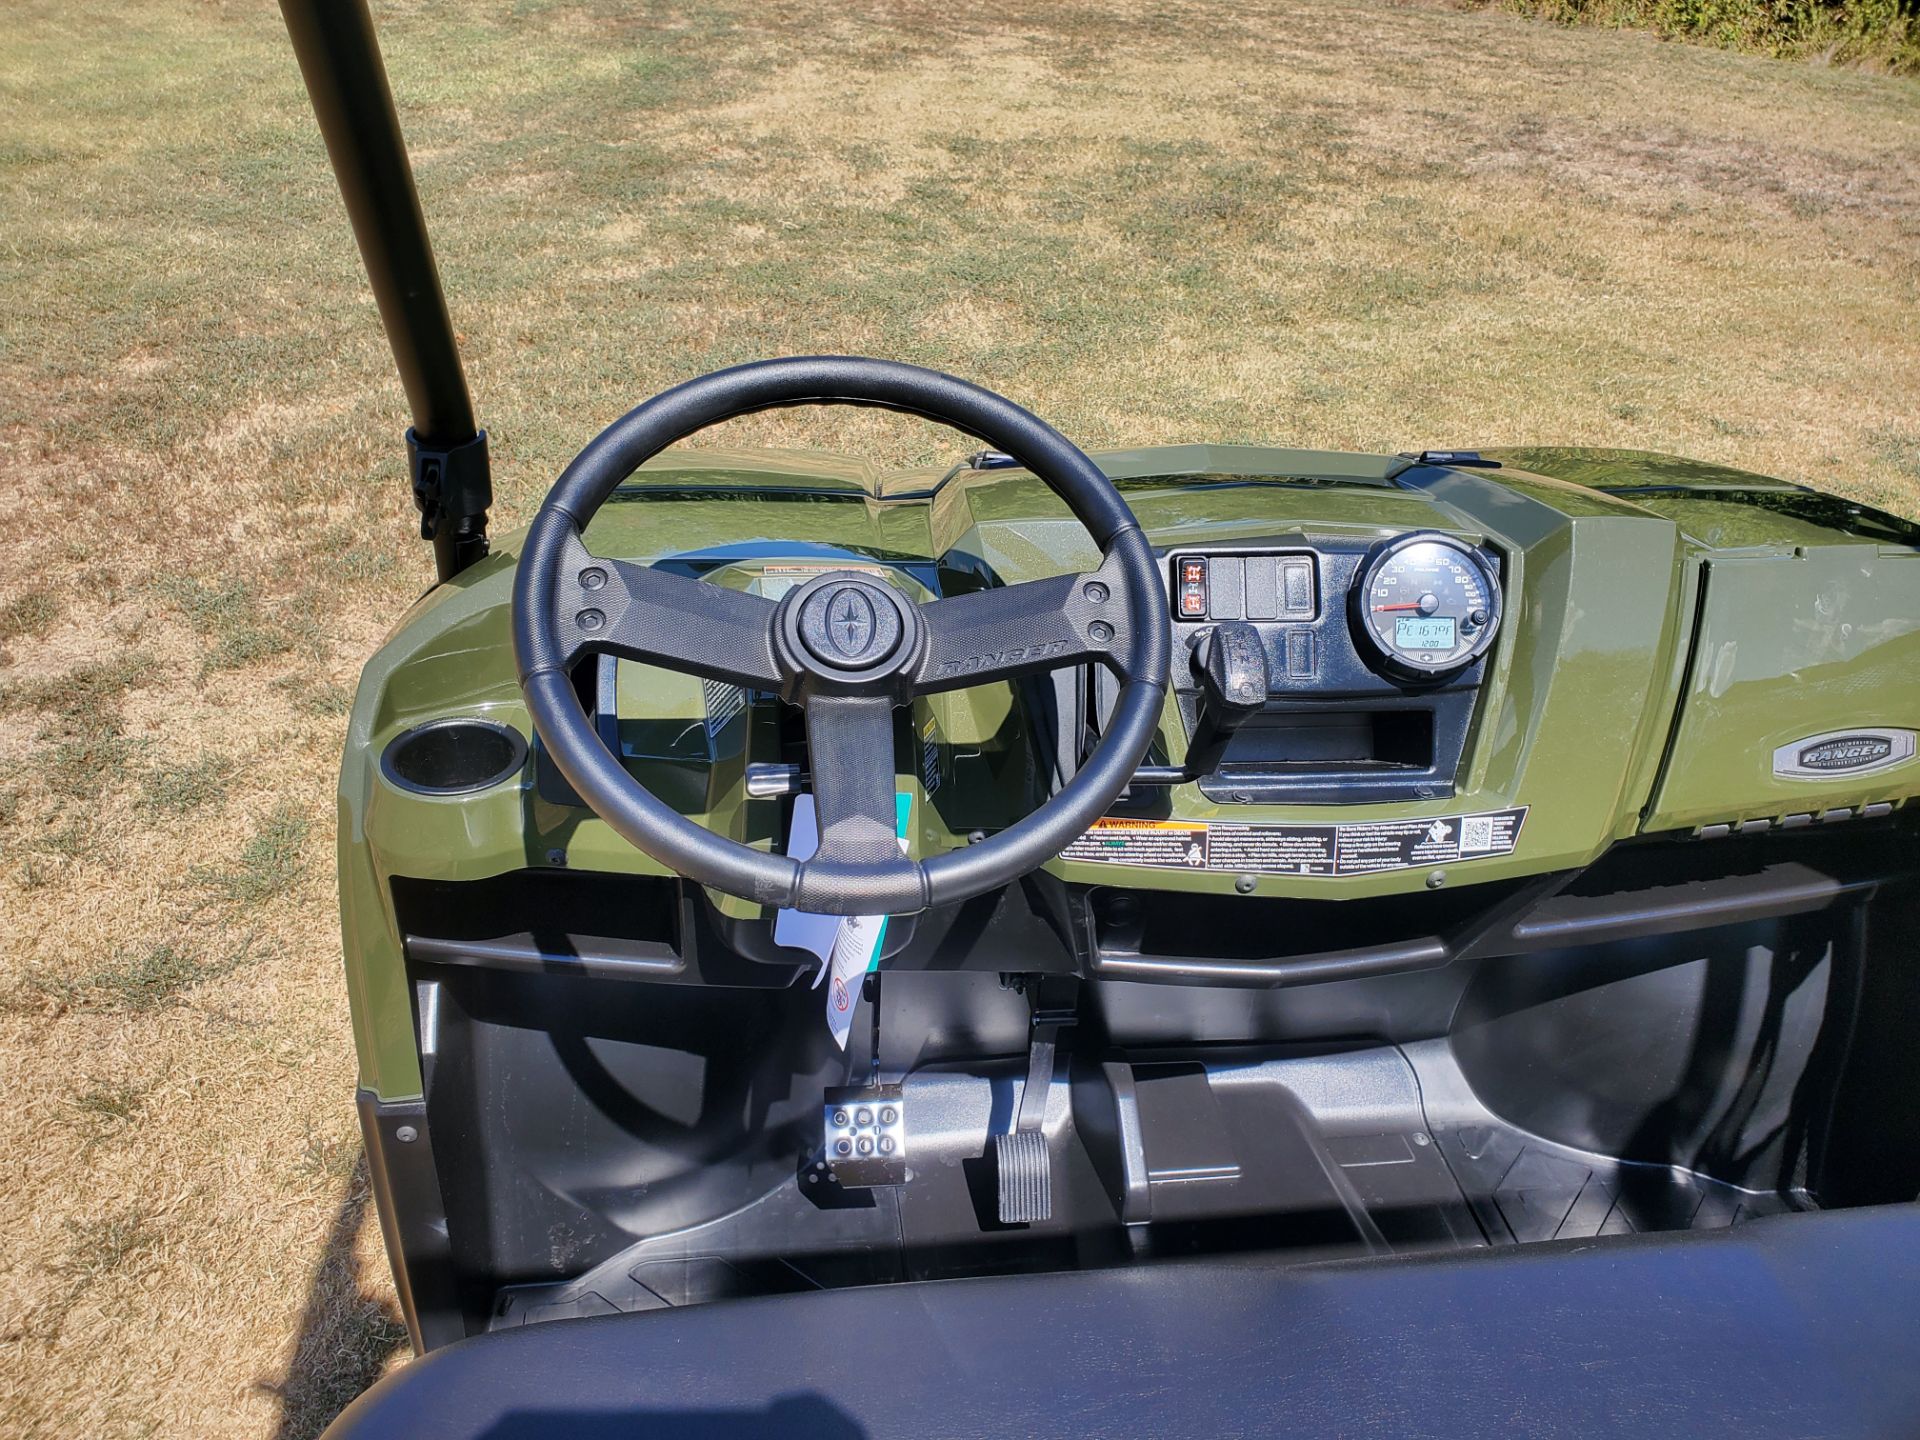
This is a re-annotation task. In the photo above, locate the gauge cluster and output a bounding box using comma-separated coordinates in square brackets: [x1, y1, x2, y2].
[1349, 533, 1503, 681]
[1162, 530, 1505, 805]
[1168, 530, 1505, 686]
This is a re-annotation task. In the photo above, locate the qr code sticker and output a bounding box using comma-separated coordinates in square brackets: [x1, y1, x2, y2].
[1461, 816, 1494, 853]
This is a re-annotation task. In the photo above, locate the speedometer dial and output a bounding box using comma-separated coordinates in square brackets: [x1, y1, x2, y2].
[1350, 532, 1502, 681]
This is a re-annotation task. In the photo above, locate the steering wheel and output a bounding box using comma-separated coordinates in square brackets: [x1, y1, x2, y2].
[512, 357, 1170, 916]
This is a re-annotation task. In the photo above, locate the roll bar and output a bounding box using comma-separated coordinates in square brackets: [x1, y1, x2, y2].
[280, 0, 491, 582]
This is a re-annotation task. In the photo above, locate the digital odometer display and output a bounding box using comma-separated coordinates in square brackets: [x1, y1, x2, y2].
[1394, 615, 1456, 651]
[1352, 532, 1502, 679]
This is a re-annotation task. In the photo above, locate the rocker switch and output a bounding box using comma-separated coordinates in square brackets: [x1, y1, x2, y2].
[1176, 556, 1209, 618]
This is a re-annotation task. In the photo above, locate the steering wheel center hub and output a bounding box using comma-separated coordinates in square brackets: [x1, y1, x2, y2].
[790, 575, 911, 673]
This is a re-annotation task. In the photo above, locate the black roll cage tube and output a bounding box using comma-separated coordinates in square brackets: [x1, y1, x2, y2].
[280, 0, 491, 582]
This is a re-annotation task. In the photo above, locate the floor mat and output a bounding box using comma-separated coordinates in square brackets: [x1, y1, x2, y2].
[1400, 1037, 1799, 1244]
[492, 1040, 1800, 1327]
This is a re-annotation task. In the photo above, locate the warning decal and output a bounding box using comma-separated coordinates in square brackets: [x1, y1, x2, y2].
[1062, 817, 1213, 870]
[1060, 807, 1527, 878]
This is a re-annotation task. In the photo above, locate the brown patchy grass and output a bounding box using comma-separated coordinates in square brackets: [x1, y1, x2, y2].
[1, 0, 1916, 1434]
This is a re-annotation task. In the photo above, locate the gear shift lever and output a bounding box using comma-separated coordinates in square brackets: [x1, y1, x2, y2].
[1185, 622, 1268, 777]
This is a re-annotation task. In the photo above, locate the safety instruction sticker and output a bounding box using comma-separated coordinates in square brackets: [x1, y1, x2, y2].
[754, 561, 892, 603]
[1060, 807, 1527, 877]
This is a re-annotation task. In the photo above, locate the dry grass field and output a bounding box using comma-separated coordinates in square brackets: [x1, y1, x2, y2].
[1, 0, 1917, 1434]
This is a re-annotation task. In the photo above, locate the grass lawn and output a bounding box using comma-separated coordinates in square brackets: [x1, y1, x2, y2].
[1, 0, 1917, 1434]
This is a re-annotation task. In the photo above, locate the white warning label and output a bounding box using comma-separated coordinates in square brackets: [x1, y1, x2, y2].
[1060, 807, 1527, 877]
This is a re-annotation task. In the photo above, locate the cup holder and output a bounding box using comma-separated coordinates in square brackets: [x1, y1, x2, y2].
[380, 718, 528, 796]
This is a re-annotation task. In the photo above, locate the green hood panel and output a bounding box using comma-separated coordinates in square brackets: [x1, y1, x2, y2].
[1484, 447, 1920, 552]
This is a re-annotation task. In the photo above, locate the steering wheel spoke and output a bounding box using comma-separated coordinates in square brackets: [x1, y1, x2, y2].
[912, 547, 1136, 694]
[554, 530, 782, 690]
[797, 694, 923, 911]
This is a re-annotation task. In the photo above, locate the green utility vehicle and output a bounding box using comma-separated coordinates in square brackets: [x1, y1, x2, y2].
[287, 5, 1920, 1436]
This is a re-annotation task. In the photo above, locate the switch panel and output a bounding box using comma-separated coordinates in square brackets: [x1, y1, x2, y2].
[1171, 553, 1317, 623]
[1176, 557, 1209, 618]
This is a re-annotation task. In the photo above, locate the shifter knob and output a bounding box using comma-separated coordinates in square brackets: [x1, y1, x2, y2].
[1194, 622, 1269, 715]
[1186, 622, 1269, 777]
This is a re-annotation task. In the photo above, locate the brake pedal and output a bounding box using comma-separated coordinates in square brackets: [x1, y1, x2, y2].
[823, 1083, 907, 1188]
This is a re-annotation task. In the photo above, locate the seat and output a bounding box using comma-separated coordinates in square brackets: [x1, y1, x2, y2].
[326, 1204, 1920, 1439]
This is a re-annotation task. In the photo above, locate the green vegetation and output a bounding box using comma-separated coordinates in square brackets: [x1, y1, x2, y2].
[33, 935, 261, 1013]
[140, 750, 236, 815]
[1871, 428, 1920, 482]
[190, 804, 311, 904]
[273, 673, 355, 718]
[0, 654, 149, 732]
[1495, 0, 1920, 72]
[0, 589, 60, 642]
[69, 1080, 150, 1141]
[158, 575, 295, 673]
[55, 1206, 160, 1288]
[41, 729, 148, 801]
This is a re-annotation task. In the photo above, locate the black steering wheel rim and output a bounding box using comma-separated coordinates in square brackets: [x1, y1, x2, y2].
[512, 356, 1170, 916]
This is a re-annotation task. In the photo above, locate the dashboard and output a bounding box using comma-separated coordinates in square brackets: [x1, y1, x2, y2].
[350, 444, 1920, 927]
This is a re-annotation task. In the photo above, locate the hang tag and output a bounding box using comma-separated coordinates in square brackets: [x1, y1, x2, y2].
[823, 913, 885, 1050]
[772, 795, 838, 984]
[773, 793, 912, 1049]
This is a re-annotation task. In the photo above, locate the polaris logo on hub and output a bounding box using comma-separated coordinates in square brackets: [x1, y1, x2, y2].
[1772, 728, 1915, 780]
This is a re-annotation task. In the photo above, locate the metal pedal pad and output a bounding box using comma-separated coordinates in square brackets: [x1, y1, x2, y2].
[995, 1128, 1053, 1223]
[823, 1083, 906, 1188]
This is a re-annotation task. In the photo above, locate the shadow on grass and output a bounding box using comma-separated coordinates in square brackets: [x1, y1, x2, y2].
[265, 1153, 409, 1440]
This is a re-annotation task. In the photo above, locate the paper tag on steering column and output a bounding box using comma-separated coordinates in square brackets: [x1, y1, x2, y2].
[773, 793, 912, 1050]
[823, 913, 886, 1050]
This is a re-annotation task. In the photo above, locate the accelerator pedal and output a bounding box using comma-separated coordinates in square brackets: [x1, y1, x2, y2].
[995, 1015, 1065, 1223]
[995, 1130, 1052, 1224]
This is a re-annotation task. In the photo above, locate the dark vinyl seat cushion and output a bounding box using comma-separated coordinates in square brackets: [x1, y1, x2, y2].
[326, 1205, 1920, 1440]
